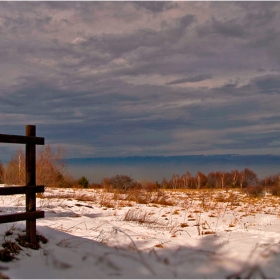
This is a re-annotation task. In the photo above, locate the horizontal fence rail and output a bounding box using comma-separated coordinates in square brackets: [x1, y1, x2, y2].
[0, 134, 44, 145]
[0, 211, 44, 224]
[0, 125, 45, 245]
[0, 185, 44, 196]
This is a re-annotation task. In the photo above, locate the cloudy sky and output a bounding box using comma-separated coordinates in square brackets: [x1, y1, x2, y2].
[1, 1, 280, 159]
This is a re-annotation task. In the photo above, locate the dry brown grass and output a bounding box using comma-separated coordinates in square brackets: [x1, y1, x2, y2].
[105, 188, 176, 206]
[37, 187, 280, 227]
[202, 230, 216, 235]
[2, 241, 22, 255]
[124, 208, 156, 224]
[16, 233, 48, 250]
[99, 192, 116, 208]
[180, 223, 189, 228]
[38, 188, 98, 205]
[0, 246, 16, 262]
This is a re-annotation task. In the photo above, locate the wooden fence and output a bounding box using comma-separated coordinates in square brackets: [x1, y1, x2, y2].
[0, 125, 45, 245]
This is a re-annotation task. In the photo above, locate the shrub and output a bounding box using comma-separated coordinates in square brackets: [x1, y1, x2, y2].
[142, 181, 159, 192]
[269, 185, 280, 196]
[91, 183, 102, 189]
[102, 175, 137, 190]
[244, 185, 265, 197]
[78, 176, 90, 188]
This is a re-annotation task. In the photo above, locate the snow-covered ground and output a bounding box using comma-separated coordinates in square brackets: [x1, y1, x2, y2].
[1, 186, 280, 278]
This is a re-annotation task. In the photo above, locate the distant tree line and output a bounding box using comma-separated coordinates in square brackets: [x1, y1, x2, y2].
[95, 169, 260, 190]
[161, 168, 259, 189]
[1, 147, 280, 196]
[94, 169, 280, 197]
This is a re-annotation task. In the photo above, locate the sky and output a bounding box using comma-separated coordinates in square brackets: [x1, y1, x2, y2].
[1, 1, 280, 161]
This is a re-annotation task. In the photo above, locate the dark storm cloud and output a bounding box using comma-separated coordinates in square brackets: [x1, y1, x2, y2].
[197, 16, 247, 38]
[1, 2, 280, 158]
[217, 74, 280, 96]
[213, 75, 280, 98]
[251, 75, 280, 93]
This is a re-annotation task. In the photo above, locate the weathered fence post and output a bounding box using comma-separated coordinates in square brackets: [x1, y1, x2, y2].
[26, 125, 37, 244]
[0, 125, 44, 246]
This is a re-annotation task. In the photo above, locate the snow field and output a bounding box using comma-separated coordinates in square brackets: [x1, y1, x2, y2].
[0, 187, 280, 278]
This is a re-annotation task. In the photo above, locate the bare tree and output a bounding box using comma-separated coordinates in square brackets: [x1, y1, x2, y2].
[243, 168, 258, 187]
[170, 174, 180, 189]
[161, 178, 169, 189]
[4, 148, 25, 185]
[0, 161, 4, 184]
[230, 170, 239, 187]
[207, 172, 218, 188]
[181, 171, 191, 188]
[36, 145, 67, 188]
[196, 171, 207, 188]
[3, 145, 69, 187]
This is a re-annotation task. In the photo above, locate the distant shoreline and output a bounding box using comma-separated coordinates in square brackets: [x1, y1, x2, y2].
[67, 154, 280, 165]
[67, 154, 280, 183]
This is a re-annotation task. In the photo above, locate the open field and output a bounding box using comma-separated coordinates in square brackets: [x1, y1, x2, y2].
[1, 187, 280, 278]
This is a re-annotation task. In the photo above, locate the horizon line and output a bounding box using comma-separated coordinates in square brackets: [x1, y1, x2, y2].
[66, 154, 280, 160]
